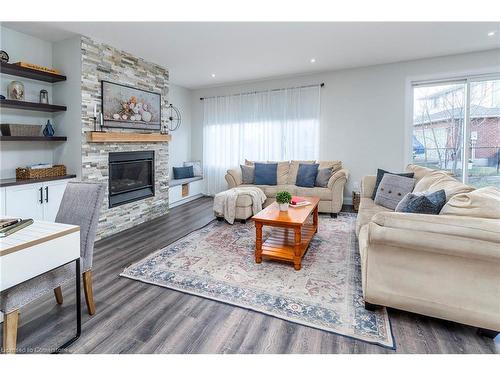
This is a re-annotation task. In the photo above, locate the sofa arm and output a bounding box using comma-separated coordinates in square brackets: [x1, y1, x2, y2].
[327, 168, 349, 213]
[368, 212, 500, 262]
[225, 168, 242, 188]
[361, 175, 377, 198]
[327, 168, 349, 189]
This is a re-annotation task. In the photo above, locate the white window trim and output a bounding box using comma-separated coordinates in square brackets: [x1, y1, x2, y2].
[404, 68, 500, 179]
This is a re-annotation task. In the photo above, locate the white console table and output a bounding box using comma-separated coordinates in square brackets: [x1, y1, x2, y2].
[0, 220, 81, 353]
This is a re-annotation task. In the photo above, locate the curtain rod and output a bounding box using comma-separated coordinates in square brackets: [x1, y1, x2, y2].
[199, 83, 324, 100]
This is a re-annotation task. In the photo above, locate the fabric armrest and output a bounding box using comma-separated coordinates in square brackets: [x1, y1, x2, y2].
[361, 175, 376, 198]
[327, 168, 349, 190]
[368, 212, 500, 262]
[225, 168, 242, 188]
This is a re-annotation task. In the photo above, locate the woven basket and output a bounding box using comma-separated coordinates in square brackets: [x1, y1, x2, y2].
[16, 165, 66, 180]
[1, 124, 42, 136]
[352, 191, 361, 212]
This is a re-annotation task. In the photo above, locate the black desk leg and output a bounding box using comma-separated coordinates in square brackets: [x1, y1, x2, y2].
[52, 258, 81, 354]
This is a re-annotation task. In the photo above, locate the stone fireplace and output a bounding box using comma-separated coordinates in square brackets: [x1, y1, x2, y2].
[80, 36, 170, 240]
[108, 151, 155, 208]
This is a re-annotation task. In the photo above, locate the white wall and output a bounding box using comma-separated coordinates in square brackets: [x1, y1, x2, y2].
[191, 49, 500, 202]
[0, 27, 82, 179]
[52, 37, 83, 178]
[169, 84, 194, 176]
[0, 26, 56, 178]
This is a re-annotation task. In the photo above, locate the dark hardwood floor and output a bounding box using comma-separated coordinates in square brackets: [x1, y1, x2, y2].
[2, 196, 499, 354]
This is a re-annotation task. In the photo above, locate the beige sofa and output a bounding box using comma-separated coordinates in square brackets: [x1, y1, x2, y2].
[356, 164, 500, 336]
[225, 160, 349, 217]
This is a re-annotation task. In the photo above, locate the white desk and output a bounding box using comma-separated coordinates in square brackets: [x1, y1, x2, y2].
[0, 220, 81, 353]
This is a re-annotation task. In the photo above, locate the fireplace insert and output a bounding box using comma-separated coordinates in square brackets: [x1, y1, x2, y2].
[108, 151, 155, 208]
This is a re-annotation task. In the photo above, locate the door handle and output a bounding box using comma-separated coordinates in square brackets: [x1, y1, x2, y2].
[39, 187, 43, 203]
[45, 186, 49, 202]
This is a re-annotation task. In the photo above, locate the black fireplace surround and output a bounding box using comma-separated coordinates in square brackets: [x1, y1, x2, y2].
[108, 151, 155, 208]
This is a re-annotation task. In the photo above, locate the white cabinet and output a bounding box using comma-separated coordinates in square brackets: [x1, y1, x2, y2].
[3, 179, 73, 221]
[4, 183, 45, 220]
[42, 180, 69, 221]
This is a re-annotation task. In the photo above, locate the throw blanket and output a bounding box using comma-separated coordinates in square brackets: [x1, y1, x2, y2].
[213, 187, 267, 224]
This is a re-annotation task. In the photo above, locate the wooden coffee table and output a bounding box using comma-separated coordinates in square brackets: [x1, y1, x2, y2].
[251, 196, 320, 270]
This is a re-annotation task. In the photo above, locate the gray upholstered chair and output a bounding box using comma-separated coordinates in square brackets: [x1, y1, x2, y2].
[1, 182, 105, 353]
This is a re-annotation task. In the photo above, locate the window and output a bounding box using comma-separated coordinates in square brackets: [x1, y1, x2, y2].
[411, 76, 500, 188]
[202, 85, 321, 195]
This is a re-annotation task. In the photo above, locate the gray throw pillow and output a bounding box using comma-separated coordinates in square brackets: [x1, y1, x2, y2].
[315, 167, 334, 187]
[374, 174, 416, 210]
[183, 161, 202, 176]
[395, 189, 446, 215]
[240, 165, 255, 184]
[371, 169, 415, 200]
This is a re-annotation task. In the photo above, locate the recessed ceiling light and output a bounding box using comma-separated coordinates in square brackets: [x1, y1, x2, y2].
[310, 58, 316, 63]
[211, 73, 216, 78]
[487, 31, 497, 37]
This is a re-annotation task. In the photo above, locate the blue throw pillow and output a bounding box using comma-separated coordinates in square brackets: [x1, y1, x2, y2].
[254, 163, 278, 185]
[173, 166, 194, 179]
[395, 189, 446, 215]
[296, 163, 319, 188]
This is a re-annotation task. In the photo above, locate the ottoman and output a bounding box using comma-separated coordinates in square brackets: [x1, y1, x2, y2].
[214, 192, 254, 223]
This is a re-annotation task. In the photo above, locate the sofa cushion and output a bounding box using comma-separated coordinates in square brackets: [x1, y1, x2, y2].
[246, 160, 290, 185]
[315, 167, 333, 187]
[374, 174, 416, 210]
[268, 161, 290, 185]
[317, 160, 342, 172]
[395, 189, 446, 215]
[371, 168, 415, 200]
[414, 171, 474, 200]
[183, 161, 202, 177]
[296, 163, 319, 188]
[173, 166, 194, 179]
[254, 163, 277, 185]
[295, 186, 332, 200]
[287, 160, 315, 184]
[355, 197, 392, 236]
[240, 165, 254, 184]
[405, 164, 442, 181]
[413, 170, 451, 192]
[440, 186, 500, 219]
[241, 184, 296, 198]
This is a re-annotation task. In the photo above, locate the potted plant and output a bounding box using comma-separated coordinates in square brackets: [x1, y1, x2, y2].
[276, 191, 292, 211]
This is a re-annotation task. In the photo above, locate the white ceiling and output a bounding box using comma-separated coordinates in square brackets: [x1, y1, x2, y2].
[3, 22, 500, 89]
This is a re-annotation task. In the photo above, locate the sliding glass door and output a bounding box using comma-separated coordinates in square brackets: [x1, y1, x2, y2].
[411, 76, 500, 188]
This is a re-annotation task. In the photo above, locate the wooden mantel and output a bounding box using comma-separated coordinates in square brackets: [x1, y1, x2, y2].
[85, 131, 171, 143]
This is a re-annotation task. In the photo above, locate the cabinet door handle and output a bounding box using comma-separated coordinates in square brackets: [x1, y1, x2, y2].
[39, 187, 43, 203]
[45, 186, 49, 203]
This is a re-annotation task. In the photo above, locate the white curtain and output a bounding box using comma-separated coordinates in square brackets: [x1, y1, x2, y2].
[203, 85, 321, 195]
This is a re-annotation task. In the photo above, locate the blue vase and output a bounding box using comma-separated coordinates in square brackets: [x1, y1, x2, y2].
[43, 120, 55, 137]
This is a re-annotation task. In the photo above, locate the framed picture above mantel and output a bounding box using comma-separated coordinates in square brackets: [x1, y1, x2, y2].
[101, 80, 161, 131]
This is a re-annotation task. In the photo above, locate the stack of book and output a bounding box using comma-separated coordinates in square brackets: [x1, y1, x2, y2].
[0, 218, 34, 238]
[290, 197, 311, 207]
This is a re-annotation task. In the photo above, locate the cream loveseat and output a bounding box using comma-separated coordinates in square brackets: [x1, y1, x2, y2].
[356, 164, 500, 336]
[225, 160, 349, 217]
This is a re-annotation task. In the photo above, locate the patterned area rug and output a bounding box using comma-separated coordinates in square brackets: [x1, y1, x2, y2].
[120, 213, 395, 349]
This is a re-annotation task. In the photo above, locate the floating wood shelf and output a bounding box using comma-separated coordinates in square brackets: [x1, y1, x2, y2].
[0, 99, 67, 112]
[0, 136, 67, 142]
[85, 131, 171, 143]
[1, 61, 67, 83]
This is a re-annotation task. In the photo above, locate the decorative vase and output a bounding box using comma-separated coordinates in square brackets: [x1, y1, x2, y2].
[279, 203, 289, 211]
[8, 81, 24, 100]
[39, 89, 49, 104]
[43, 120, 55, 137]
